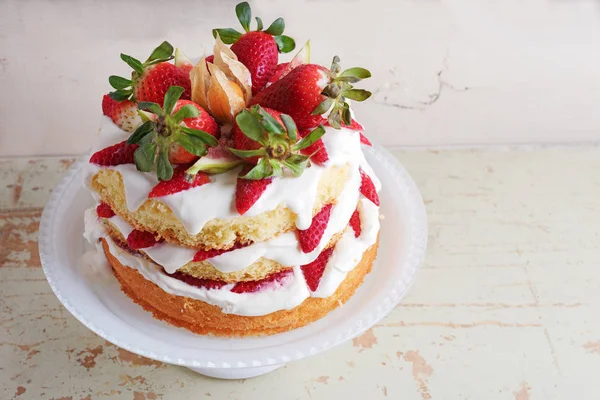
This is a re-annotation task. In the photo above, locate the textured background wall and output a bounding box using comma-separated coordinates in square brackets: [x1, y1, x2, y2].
[1, 0, 600, 156]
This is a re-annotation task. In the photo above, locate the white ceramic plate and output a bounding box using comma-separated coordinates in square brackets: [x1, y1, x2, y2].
[39, 145, 427, 378]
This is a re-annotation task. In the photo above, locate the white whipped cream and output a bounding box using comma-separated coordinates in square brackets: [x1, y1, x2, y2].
[83, 199, 379, 316]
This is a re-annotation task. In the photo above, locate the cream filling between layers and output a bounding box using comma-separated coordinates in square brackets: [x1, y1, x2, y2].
[85, 117, 374, 235]
[84, 199, 379, 316]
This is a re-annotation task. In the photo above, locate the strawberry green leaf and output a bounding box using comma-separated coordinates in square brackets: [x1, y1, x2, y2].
[212, 28, 243, 44]
[328, 107, 342, 129]
[241, 157, 273, 180]
[342, 89, 372, 102]
[127, 121, 155, 144]
[163, 86, 184, 114]
[134, 142, 157, 172]
[265, 18, 285, 36]
[181, 127, 218, 147]
[227, 147, 267, 159]
[236, 110, 268, 145]
[108, 75, 132, 90]
[146, 41, 174, 64]
[255, 17, 264, 31]
[274, 35, 295, 53]
[281, 155, 309, 177]
[177, 135, 207, 157]
[311, 97, 333, 116]
[236, 1, 252, 32]
[330, 56, 342, 75]
[172, 104, 200, 122]
[256, 107, 285, 134]
[108, 90, 131, 101]
[292, 125, 325, 151]
[120, 54, 144, 74]
[280, 114, 297, 142]
[342, 105, 352, 125]
[269, 159, 283, 177]
[156, 147, 173, 181]
[339, 67, 371, 81]
[138, 102, 164, 116]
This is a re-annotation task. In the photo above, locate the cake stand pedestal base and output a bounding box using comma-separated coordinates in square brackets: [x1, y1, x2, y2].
[187, 364, 284, 379]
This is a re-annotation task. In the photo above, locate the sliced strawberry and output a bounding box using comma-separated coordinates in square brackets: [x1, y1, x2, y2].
[359, 133, 372, 146]
[298, 204, 333, 253]
[231, 270, 293, 294]
[235, 172, 273, 215]
[267, 62, 289, 85]
[299, 129, 329, 165]
[360, 169, 380, 206]
[301, 247, 335, 291]
[148, 167, 210, 198]
[193, 242, 246, 262]
[349, 208, 361, 238]
[101, 95, 141, 133]
[205, 55, 214, 64]
[166, 270, 228, 290]
[127, 229, 161, 249]
[96, 202, 115, 218]
[89, 141, 138, 166]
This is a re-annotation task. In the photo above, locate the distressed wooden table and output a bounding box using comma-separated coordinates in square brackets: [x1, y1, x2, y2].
[2, 147, 599, 400]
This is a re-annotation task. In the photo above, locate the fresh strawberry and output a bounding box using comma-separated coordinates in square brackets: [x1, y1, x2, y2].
[230, 105, 325, 179]
[267, 62, 289, 85]
[193, 242, 246, 262]
[251, 57, 371, 130]
[205, 55, 214, 64]
[214, 2, 295, 94]
[166, 270, 228, 290]
[349, 208, 361, 238]
[108, 41, 190, 105]
[235, 168, 273, 215]
[101, 95, 142, 133]
[301, 247, 335, 291]
[231, 270, 293, 293]
[298, 204, 333, 253]
[127, 229, 161, 249]
[148, 166, 210, 198]
[298, 129, 328, 165]
[89, 141, 138, 166]
[127, 86, 219, 181]
[96, 202, 115, 218]
[360, 169, 379, 206]
[168, 100, 219, 164]
[359, 133, 372, 146]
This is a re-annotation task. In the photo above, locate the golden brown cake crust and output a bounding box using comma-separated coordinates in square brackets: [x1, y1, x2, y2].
[101, 236, 379, 337]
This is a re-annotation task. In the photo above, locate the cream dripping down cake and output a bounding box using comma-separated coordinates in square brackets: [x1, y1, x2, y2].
[83, 2, 381, 336]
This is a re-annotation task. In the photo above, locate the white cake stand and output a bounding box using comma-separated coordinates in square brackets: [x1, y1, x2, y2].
[39, 145, 427, 379]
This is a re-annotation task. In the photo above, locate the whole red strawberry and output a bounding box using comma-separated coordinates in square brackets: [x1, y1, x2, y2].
[126, 86, 219, 181]
[101, 95, 142, 133]
[213, 2, 295, 94]
[168, 100, 219, 164]
[108, 41, 191, 105]
[251, 57, 372, 130]
[229, 105, 325, 180]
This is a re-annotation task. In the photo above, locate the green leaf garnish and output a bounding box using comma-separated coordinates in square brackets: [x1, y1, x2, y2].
[265, 18, 285, 36]
[120, 54, 144, 74]
[172, 104, 200, 122]
[134, 143, 157, 172]
[280, 114, 297, 142]
[255, 17, 264, 31]
[146, 41, 174, 64]
[274, 35, 295, 53]
[236, 1, 252, 32]
[127, 121, 155, 144]
[342, 89, 372, 102]
[256, 107, 285, 134]
[281, 155, 309, 177]
[311, 98, 333, 116]
[227, 147, 267, 159]
[241, 157, 272, 180]
[292, 125, 325, 151]
[156, 147, 173, 181]
[177, 135, 207, 157]
[236, 110, 268, 145]
[181, 127, 219, 147]
[108, 75, 132, 90]
[108, 90, 131, 101]
[138, 102, 164, 116]
[339, 67, 371, 81]
[162, 86, 184, 115]
[212, 28, 243, 44]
